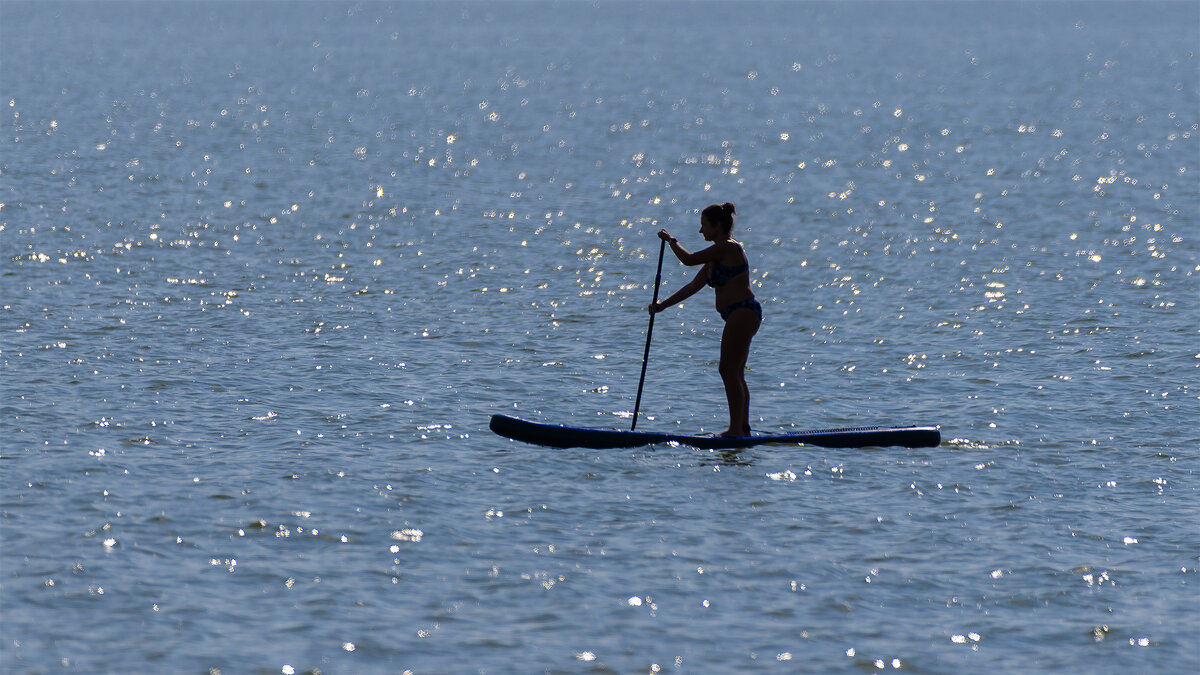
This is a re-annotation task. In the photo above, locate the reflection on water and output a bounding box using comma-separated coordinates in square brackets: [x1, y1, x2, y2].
[2, 1, 1197, 673]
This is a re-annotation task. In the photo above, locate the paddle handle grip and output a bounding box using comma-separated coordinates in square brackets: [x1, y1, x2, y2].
[631, 238, 666, 431]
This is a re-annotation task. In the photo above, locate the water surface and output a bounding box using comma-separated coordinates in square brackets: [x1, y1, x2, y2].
[2, 1, 1197, 672]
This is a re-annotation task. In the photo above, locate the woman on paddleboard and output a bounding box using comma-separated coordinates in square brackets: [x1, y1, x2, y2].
[649, 202, 761, 438]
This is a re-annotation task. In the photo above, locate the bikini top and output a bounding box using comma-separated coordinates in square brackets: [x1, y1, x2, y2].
[707, 248, 749, 288]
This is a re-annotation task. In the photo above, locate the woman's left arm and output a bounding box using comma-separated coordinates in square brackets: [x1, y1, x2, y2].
[657, 230, 731, 266]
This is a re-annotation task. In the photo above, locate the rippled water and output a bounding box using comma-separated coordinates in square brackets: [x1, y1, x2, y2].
[2, 1, 1197, 673]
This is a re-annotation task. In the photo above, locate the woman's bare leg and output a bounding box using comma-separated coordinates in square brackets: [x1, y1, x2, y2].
[718, 308, 760, 436]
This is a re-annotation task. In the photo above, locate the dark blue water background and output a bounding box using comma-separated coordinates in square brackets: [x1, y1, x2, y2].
[2, 1, 1197, 672]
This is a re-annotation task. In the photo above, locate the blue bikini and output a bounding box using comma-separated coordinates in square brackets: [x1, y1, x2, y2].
[707, 260, 749, 288]
[719, 297, 762, 322]
[706, 251, 761, 322]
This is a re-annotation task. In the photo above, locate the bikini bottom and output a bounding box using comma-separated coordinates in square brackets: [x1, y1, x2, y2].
[718, 297, 762, 322]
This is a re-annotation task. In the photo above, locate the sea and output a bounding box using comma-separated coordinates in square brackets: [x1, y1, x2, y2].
[1, 1, 1197, 673]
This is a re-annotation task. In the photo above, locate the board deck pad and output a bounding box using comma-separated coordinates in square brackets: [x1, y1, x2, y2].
[490, 414, 941, 450]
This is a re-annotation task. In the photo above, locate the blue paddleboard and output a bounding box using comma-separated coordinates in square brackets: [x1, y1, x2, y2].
[489, 414, 940, 450]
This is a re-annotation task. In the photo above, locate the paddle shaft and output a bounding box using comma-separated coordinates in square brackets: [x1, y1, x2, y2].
[631, 239, 666, 430]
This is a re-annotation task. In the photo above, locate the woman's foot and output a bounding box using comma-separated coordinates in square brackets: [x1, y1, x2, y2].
[717, 427, 751, 438]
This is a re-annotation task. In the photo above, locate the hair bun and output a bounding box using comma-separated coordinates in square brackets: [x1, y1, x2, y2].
[701, 202, 738, 232]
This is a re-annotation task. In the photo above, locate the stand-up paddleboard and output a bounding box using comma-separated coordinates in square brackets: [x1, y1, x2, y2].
[490, 414, 940, 450]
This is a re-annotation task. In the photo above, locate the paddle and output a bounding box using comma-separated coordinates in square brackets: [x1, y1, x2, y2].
[631, 238, 666, 430]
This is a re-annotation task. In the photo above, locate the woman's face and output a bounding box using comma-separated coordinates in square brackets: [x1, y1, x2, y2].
[699, 214, 720, 241]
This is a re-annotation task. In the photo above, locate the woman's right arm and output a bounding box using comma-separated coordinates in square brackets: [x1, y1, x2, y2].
[650, 266, 708, 314]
